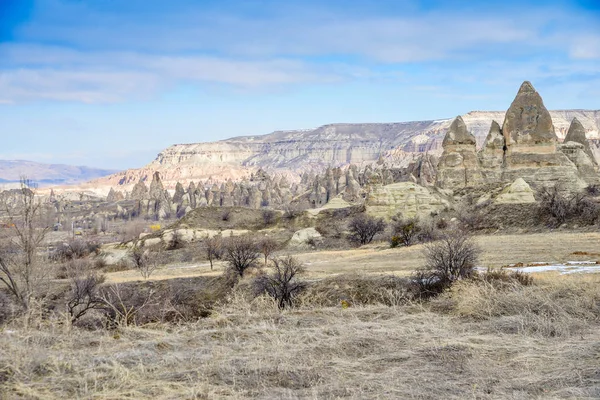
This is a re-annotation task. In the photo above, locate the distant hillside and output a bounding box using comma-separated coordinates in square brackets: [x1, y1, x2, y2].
[92, 109, 600, 189]
[0, 160, 119, 186]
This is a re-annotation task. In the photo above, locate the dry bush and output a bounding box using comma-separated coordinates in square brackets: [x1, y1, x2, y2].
[261, 209, 277, 226]
[585, 184, 600, 196]
[537, 185, 573, 225]
[204, 235, 223, 270]
[456, 197, 489, 231]
[391, 217, 420, 247]
[100, 284, 154, 327]
[298, 274, 411, 307]
[258, 237, 280, 266]
[223, 236, 260, 277]
[129, 246, 162, 279]
[411, 230, 479, 299]
[67, 272, 106, 325]
[476, 268, 534, 287]
[119, 219, 146, 242]
[253, 256, 306, 309]
[53, 239, 100, 261]
[221, 210, 231, 221]
[347, 214, 386, 245]
[573, 195, 600, 225]
[435, 278, 600, 337]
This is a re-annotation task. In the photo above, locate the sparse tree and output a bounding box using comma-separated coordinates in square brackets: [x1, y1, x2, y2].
[129, 246, 160, 279]
[258, 237, 279, 266]
[253, 256, 306, 309]
[348, 214, 386, 245]
[223, 236, 260, 277]
[205, 235, 223, 270]
[0, 179, 50, 309]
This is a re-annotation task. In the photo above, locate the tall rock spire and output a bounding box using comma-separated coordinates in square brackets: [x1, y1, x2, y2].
[502, 81, 557, 148]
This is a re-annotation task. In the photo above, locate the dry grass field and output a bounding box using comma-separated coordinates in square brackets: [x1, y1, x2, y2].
[105, 231, 600, 283]
[1, 275, 600, 399]
[2, 231, 600, 399]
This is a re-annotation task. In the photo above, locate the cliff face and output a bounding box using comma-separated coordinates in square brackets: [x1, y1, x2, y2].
[92, 109, 600, 189]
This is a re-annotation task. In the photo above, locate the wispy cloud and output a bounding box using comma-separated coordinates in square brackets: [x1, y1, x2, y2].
[0, 0, 598, 104]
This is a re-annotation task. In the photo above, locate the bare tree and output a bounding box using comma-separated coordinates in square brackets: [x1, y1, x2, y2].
[348, 214, 386, 245]
[129, 246, 161, 279]
[258, 237, 279, 266]
[204, 236, 222, 270]
[253, 256, 306, 309]
[223, 236, 260, 277]
[0, 179, 50, 309]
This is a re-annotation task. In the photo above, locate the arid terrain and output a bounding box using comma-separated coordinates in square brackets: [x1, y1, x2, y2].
[2, 81, 600, 399]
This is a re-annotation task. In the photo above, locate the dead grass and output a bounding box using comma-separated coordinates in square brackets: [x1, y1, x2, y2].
[2, 275, 600, 399]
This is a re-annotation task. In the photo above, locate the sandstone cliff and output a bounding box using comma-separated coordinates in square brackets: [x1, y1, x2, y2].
[91, 110, 600, 190]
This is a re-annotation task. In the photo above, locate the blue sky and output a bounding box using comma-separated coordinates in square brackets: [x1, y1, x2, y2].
[0, 0, 599, 170]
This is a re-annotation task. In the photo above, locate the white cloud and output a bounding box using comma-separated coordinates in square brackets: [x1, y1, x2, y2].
[570, 35, 600, 59]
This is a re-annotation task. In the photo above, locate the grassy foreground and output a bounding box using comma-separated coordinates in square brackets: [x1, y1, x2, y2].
[1, 274, 600, 399]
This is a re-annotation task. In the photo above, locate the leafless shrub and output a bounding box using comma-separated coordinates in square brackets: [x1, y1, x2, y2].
[129, 246, 161, 279]
[573, 195, 600, 225]
[253, 256, 306, 309]
[411, 230, 479, 299]
[53, 239, 100, 261]
[120, 219, 146, 243]
[456, 199, 488, 232]
[221, 210, 231, 221]
[261, 209, 277, 226]
[537, 185, 573, 225]
[585, 184, 600, 196]
[100, 284, 154, 328]
[223, 236, 260, 277]
[347, 214, 386, 245]
[204, 236, 223, 270]
[476, 268, 533, 287]
[258, 237, 280, 266]
[282, 206, 301, 220]
[392, 217, 421, 247]
[67, 273, 106, 324]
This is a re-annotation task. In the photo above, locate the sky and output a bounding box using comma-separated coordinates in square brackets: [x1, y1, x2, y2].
[0, 0, 599, 170]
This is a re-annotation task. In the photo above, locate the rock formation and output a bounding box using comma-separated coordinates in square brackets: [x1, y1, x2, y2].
[437, 81, 593, 191]
[494, 178, 536, 204]
[436, 116, 484, 189]
[365, 182, 448, 219]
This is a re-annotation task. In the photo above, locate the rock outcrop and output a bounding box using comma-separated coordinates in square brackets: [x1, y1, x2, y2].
[437, 82, 592, 192]
[436, 117, 484, 189]
[365, 182, 448, 219]
[494, 178, 536, 204]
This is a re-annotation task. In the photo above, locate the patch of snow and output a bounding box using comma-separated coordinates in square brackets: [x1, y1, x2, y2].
[506, 261, 600, 274]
